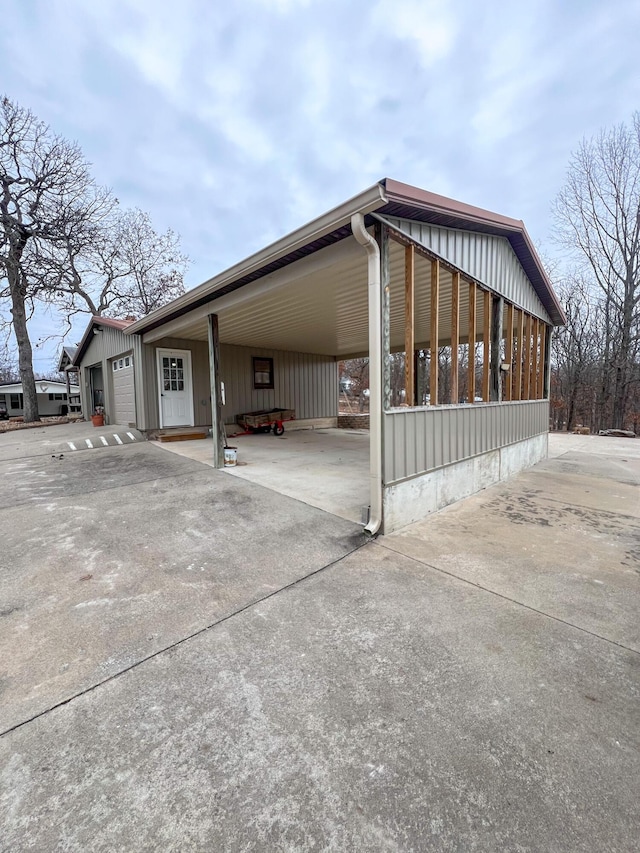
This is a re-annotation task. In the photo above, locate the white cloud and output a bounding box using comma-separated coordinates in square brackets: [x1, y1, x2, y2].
[372, 0, 456, 66]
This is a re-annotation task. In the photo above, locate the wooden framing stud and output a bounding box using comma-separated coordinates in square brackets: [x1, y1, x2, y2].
[538, 323, 546, 399]
[404, 244, 415, 406]
[482, 290, 491, 403]
[531, 317, 539, 399]
[505, 302, 514, 402]
[468, 281, 476, 403]
[450, 271, 460, 404]
[523, 313, 532, 399]
[430, 259, 440, 405]
[514, 308, 524, 401]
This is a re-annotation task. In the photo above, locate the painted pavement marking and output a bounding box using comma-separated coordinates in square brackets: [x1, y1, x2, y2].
[113, 434, 123, 445]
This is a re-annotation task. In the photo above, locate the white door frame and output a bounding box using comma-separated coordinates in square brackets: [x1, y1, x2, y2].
[156, 348, 195, 428]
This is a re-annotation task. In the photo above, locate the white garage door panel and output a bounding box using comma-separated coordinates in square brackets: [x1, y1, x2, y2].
[113, 357, 135, 425]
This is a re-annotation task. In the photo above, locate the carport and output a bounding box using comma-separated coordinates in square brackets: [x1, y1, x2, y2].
[124, 179, 564, 535]
[135, 229, 378, 525]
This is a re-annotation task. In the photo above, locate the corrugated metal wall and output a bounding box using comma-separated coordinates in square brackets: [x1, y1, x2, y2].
[139, 339, 338, 429]
[384, 400, 549, 484]
[79, 326, 133, 421]
[141, 337, 212, 430]
[220, 344, 338, 425]
[383, 216, 552, 323]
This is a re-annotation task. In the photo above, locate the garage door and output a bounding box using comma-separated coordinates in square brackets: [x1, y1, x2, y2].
[111, 353, 135, 425]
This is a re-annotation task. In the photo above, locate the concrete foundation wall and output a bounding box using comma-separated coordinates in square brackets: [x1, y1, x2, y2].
[382, 432, 548, 534]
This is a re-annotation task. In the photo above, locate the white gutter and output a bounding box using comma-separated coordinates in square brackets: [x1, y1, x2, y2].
[351, 213, 382, 537]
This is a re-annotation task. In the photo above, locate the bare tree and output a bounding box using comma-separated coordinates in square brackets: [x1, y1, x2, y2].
[1, 97, 188, 422]
[551, 275, 599, 431]
[42, 206, 188, 318]
[555, 113, 640, 429]
[0, 97, 97, 421]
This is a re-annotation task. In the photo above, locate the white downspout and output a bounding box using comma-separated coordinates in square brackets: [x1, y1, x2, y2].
[351, 213, 383, 537]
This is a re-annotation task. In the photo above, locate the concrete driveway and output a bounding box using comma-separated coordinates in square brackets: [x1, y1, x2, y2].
[1, 426, 638, 851]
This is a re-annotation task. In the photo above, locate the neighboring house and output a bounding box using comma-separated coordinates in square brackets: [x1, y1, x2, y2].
[69, 179, 565, 533]
[0, 379, 81, 418]
[72, 317, 137, 426]
[57, 345, 82, 416]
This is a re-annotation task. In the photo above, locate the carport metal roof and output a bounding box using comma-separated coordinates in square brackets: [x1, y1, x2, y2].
[125, 179, 565, 355]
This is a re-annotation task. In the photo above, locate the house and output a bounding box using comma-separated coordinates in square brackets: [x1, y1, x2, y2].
[0, 379, 81, 418]
[57, 345, 82, 416]
[70, 179, 565, 534]
[72, 317, 137, 426]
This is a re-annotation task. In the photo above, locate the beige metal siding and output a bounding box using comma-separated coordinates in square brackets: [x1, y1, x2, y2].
[220, 344, 338, 425]
[141, 338, 212, 430]
[384, 400, 549, 484]
[140, 339, 338, 430]
[384, 216, 552, 323]
[79, 326, 134, 422]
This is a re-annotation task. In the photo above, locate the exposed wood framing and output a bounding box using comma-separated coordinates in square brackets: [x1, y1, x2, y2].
[468, 281, 476, 403]
[531, 317, 539, 399]
[504, 302, 514, 401]
[450, 270, 460, 404]
[543, 326, 552, 398]
[538, 322, 546, 399]
[482, 289, 491, 403]
[490, 296, 503, 402]
[430, 259, 440, 405]
[514, 308, 524, 401]
[523, 313, 532, 399]
[404, 244, 415, 407]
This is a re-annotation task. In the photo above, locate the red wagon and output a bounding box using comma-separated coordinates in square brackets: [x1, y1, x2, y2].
[236, 408, 295, 436]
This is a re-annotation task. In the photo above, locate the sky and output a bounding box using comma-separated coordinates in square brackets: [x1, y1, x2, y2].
[1, 0, 639, 373]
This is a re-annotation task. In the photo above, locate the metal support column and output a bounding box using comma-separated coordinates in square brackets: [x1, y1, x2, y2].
[207, 313, 225, 468]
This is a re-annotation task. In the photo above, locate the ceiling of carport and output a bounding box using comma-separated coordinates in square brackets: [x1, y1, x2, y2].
[164, 235, 490, 356]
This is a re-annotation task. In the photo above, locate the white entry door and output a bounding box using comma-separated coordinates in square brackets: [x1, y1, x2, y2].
[157, 349, 194, 428]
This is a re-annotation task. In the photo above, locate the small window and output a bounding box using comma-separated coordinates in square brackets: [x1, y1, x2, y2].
[118, 359, 124, 369]
[48, 393, 54, 400]
[253, 357, 274, 390]
[53, 393, 64, 400]
[124, 356, 131, 368]
[113, 361, 118, 372]
[10, 394, 23, 410]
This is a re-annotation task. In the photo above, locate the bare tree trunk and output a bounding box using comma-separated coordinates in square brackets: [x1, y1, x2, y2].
[8, 267, 39, 422]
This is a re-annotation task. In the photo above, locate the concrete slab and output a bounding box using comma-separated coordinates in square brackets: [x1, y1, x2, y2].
[155, 427, 370, 524]
[383, 433, 640, 652]
[1, 543, 638, 851]
[0, 420, 143, 461]
[2, 429, 639, 850]
[0, 440, 362, 733]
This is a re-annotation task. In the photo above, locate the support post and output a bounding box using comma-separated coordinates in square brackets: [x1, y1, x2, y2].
[514, 309, 524, 401]
[543, 326, 552, 399]
[482, 289, 491, 403]
[450, 271, 460, 404]
[404, 244, 415, 407]
[538, 323, 547, 399]
[531, 317, 539, 399]
[504, 302, 514, 402]
[468, 282, 476, 403]
[490, 295, 503, 402]
[430, 259, 440, 405]
[207, 313, 226, 468]
[523, 313, 532, 399]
